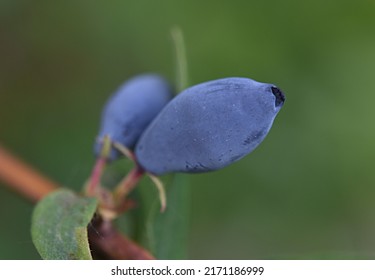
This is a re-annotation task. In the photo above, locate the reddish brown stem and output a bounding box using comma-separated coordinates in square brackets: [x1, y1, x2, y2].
[0, 146, 58, 202]
[114, 166, 144, 203]
[0, 144, 155, 260]
[89, 218, 155, 260]
[86, 157, 106, 196]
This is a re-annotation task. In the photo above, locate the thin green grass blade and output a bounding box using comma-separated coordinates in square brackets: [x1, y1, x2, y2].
[137, 174, 190, 259]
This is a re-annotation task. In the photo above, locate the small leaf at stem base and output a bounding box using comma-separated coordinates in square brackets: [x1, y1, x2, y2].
[31, 189, 98, 260]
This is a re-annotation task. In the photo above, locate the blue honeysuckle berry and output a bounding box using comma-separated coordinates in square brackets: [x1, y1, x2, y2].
[135, 77, 285, 175]
[94, 74, 173, 160]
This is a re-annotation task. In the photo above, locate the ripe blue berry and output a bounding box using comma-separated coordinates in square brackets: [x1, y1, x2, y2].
[94, 74, 173, 159]
[135, 77, 285, 175]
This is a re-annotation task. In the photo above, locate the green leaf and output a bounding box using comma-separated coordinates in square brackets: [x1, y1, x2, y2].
[137, 174, 190, 259]
[31, 189, 98, 260]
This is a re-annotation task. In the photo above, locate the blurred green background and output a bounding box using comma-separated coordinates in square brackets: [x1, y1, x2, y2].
[1, 0, 375, 259]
